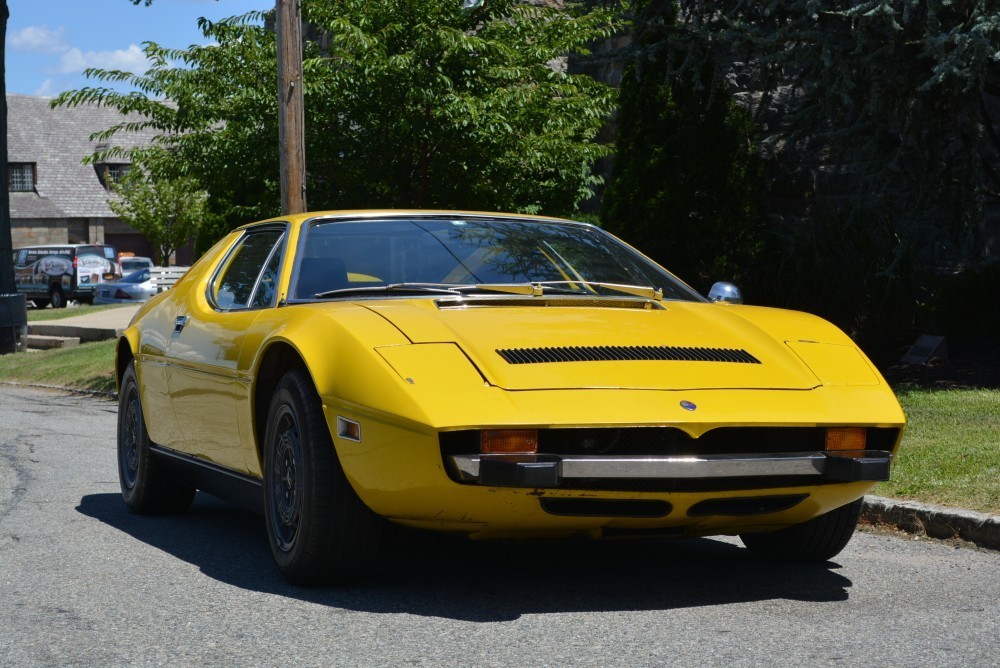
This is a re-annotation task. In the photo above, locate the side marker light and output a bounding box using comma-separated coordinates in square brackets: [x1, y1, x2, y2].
[337, 417, 362, 442]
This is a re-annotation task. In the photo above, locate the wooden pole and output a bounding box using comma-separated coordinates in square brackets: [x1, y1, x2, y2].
[276, 0, 307, 215]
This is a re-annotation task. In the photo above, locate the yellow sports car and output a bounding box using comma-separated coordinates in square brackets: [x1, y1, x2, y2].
[116, 210, 905, 584]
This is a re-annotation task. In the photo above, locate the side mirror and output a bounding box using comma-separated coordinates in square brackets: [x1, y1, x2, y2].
[708, 282, 743, 305]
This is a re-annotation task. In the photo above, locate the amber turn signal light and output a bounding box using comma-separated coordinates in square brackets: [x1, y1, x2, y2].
[825, 427, 866, 451]
[481, 429, 539, 454]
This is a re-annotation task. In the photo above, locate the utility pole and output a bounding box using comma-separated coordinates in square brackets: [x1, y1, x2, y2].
[276, 0, 307, 215]
[0, 0, 28, 355]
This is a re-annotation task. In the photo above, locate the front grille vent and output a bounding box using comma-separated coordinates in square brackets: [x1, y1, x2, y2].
[496, 345, 762, 365]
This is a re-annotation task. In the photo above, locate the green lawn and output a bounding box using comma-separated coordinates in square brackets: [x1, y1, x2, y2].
[0, 340, 117, 393]
[874, 387, 1000, 514]
[0, 341, 996, 513]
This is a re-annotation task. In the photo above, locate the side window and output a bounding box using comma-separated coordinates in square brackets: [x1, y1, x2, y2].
[213, 229, 284, 310]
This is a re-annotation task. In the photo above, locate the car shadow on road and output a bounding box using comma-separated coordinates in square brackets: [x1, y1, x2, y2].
[78, 491, 854, 622]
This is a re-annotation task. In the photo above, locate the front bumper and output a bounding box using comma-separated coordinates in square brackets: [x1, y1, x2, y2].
[447, 449, 893, 488]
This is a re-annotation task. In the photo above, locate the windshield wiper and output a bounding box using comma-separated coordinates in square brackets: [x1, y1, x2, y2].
[449, 282, 663, 299]
[315, 281, 663, 301]
[315, 283, 464, 298]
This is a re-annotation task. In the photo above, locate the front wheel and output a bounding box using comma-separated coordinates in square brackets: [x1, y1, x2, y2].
[740, 498, 863, 562]
[117, 361, 195, 513]
[263, 369, 383, 585]
[49, 286, 66, 309]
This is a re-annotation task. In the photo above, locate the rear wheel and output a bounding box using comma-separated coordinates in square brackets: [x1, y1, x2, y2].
[49, 286, 66, 309]
[740, 498, 863, 562]
[117, 361, 195, 513]
[263, 369, 383, 585]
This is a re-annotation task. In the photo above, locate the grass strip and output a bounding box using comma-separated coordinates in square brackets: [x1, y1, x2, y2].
[875, 387, 1000, 514]
[0, 340, 117, 393]
[27, 304, 132, 323]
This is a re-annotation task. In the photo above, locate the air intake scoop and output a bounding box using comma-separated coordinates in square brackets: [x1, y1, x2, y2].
[496, 345, 761, 365]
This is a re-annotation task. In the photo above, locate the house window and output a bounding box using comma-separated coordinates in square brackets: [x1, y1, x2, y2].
[96, 163, 131, 190]
[8, 163, 35, 192]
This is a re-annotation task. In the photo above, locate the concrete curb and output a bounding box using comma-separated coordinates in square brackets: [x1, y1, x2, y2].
[27, 323, 122, 343]
[862, 495, 1000, 551]
[0, 380, 116, 399]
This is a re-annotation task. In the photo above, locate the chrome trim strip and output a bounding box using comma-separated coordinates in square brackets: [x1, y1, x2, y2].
[449, 452, 832, 482]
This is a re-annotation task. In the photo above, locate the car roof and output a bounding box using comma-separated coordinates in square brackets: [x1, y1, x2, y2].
[233, 209, 577, 231]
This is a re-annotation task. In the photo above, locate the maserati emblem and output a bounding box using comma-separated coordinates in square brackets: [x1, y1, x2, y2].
[680, 400, 697, 411]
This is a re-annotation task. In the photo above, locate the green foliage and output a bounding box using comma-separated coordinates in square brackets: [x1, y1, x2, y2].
[55, 1, 618, 252]
[676, 0, 1000, 266]
[108, 167, 210, 266]
[601, 1, 768, 293]
[755, 212, 916, 347]
[303, 0, 618, 214]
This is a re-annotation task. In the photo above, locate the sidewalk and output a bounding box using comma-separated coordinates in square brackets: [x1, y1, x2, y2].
[26, 304, 142, 345]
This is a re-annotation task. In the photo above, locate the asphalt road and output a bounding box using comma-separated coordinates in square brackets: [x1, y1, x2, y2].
[1, 386, 998, 667]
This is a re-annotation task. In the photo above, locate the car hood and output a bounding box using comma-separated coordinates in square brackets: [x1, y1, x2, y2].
[361, 298, 848, 391]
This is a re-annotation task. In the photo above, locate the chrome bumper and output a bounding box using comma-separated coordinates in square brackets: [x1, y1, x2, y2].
[447, 450, 893, 488]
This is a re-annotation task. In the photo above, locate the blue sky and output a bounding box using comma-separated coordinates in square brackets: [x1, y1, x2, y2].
[6, 0, 274, 97]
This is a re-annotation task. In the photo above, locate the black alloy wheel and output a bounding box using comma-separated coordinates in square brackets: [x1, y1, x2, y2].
[117, 360, 195, 513]
[263, 369, 383, 585]
[268, 402, 304, 553]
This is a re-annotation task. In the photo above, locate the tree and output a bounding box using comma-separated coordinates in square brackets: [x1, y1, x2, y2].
[601, 1, 767, 293]
[56, 1, 618, 252]
[107, 167, 210, 266]
[672, 0, 1000, 267]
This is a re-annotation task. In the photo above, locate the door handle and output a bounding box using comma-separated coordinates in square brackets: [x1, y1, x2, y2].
[173, 315, 190, 334]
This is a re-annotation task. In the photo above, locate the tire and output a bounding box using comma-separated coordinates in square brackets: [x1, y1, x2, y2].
[49, 286, 66, 309]
[117, 361, 196, 513]
[263, 369, 383, 585]
[740, 498, 863, 563]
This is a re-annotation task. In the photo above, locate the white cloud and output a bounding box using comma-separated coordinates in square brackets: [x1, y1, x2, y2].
[34, 79, 56, 97]
[10, 25, 68, 53]
[57, 44, 151, 75]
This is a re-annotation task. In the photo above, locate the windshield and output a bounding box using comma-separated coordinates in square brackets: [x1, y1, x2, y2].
[292, 217, 702, 302]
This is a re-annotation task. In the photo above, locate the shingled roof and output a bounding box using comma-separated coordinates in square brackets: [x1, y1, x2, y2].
[7, 94, 164, 219]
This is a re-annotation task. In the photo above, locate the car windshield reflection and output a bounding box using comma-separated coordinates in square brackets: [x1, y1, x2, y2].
[293, 217, 702, 302]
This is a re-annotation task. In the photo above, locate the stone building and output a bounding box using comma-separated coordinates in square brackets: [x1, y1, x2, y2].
[6, 94, 191, 263]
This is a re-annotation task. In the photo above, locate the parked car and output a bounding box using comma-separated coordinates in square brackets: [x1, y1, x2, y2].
[13, 243, 120, 308]
[115, 210, 905, 584]
[120, 255, 155, 274]
[94, 269, 159, 305]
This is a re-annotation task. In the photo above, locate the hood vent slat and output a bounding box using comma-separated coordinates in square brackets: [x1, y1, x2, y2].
[496, 345, 762, 365]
